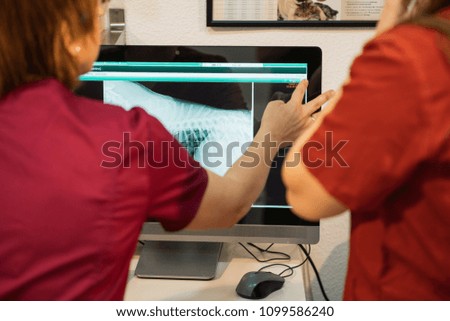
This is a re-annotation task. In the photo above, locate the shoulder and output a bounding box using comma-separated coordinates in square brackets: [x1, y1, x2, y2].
[342, 20, 449, 155]
[350, 21, 449, 96]
[36, 80, 171, 144]
[362, 21, 448, 70]
[2, 79, 170, 161]
[67, 85, 165, 136]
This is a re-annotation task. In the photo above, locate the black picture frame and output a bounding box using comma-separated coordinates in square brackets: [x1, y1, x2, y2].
[207, 0, 378, 28]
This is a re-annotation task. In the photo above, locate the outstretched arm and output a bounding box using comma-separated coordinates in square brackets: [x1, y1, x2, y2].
[186, 81, 335, 229]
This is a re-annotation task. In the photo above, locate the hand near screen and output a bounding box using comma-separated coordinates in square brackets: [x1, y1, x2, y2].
[259, 80, 336, 148]
[286, 86, 340, 159]
[187, 80, 336, 230]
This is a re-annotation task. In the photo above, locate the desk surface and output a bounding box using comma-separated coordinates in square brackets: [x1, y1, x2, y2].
[125, 243, 307, 301]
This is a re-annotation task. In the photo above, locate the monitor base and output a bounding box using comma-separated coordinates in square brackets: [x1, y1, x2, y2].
[135, 241, 223, 280]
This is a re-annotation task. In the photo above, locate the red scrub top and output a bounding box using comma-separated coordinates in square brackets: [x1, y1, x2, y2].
[0, 79, 208, 300]
[307, 10, 450, 300]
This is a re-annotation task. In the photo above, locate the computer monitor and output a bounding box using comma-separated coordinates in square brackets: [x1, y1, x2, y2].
[77, 45, 321, 280]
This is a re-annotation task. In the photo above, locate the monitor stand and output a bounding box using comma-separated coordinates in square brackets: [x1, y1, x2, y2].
[135, 241, 223, 280]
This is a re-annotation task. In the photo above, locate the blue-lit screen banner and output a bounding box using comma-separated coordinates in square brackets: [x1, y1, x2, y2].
[80, 61, 308, 83]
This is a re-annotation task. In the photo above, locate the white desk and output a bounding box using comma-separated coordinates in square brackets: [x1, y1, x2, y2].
[125, 243, 307, 301]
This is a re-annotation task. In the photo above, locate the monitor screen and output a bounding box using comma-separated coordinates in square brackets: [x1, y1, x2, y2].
[77, 45, 321, 279]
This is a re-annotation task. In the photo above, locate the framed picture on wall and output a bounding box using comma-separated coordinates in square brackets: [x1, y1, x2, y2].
[207, 0, 383, 27]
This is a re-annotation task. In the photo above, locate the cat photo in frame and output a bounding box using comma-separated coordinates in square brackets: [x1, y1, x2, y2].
[278, 0, 339, 21]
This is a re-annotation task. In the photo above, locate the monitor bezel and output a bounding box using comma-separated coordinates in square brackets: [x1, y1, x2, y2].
[89, 44, 321, 245]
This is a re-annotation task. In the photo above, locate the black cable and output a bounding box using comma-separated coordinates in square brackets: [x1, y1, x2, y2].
[239, 243, 310, 279]
[278, 244, 310, 276]
[239, 242, 291, 263]
[247, 243, 292, 261]
[298, 244, 329, 301]
[258, 263, 295, 278]
[248, 243, 275, 252]
[258, 245, 310, 278]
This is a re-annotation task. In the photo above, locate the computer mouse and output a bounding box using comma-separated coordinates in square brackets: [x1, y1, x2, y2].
[235, 271, 285, 299]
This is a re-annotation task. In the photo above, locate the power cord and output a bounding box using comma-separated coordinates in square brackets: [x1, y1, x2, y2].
[298, 244, 329, 301]
[239, 242, 291, 263]
[239, 243, 310, 278]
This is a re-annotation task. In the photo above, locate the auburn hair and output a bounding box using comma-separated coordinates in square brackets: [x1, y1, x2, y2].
[0, 0, 101, 98]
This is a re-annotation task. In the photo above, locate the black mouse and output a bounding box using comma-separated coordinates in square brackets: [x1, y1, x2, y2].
[235, 271, 285, 299]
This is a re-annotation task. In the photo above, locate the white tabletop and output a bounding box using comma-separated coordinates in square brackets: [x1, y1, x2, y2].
[125, 243, 307, 301]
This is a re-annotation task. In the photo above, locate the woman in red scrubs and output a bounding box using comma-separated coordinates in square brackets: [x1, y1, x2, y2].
[283, 0, 450, 300]
[0, 0, 334, 299]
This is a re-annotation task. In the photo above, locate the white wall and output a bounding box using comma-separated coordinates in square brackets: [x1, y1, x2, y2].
[117, 0, 376, 300]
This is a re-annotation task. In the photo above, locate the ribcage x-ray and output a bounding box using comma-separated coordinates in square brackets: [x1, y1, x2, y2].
[104, 81, 253, 176]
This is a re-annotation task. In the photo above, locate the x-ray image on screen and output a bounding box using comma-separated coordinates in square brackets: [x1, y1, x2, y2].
[77, 49, 312, 209]
[76, 45, 322, 237]
[103, 81, 253, 177]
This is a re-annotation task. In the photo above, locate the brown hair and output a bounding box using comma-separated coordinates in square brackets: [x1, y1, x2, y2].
[0, 0, 100, 98]
[403, 0, 450, 61]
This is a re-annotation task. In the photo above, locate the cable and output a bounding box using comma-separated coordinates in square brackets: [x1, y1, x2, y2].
[258, 245, 311, 278]
[258, 263, 295, 278]
[280, 244, 310, 275]
[238, 242, 291, 263]
[298, 244, 329, 301]
[239, 243, 310, 279]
